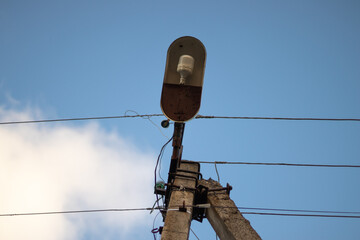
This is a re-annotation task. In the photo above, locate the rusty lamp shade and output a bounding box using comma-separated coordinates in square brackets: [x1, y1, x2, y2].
[160, 36, 206, 122]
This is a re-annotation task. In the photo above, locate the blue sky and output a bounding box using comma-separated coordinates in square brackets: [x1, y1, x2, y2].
[1, 1, 360, 239]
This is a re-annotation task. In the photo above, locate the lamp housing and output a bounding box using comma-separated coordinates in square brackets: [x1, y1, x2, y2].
[160, 36, 206, 122]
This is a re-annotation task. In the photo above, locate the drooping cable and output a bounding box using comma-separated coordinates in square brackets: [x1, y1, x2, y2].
[214, 161, 220, 183]
[153, 136, 173, 212]
[151, 211, 161, 240]
[125, 110, 168, 139]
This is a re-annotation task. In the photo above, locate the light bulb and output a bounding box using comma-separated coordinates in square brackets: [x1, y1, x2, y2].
[177, 55, 195, 84]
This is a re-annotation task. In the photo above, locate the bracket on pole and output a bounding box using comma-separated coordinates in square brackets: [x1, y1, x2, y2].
[164, 122, 185, 208]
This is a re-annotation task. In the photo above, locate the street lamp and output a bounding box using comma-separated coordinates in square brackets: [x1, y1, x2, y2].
[159, 36, 207, 208]
[161, 36, 206, 122]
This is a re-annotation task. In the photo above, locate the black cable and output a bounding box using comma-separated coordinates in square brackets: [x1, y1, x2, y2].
[240, 212, 360, 218]
[125, 110, 168, 139]
[0, 114, 163, 125]
[1, 114, 360, 125]
[158, 137, 173, 182]
[195, 161, 360, 168]
[168, 204, 360, 215]
[190, 227, 200, 240]
[0, 206, 360, 218]
[151, 211, 161, 240]
[154, 136, 173, 211]
[214, 162, 220, 182]
[2, 207, 360, 218]
[217, 206, 360, 215]
[0, 208, 158, 217]
[196, 115, 360, 122]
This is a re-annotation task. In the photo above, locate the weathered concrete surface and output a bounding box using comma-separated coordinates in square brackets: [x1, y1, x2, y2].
[161, 161, 199, 240]
[199, 179, 261, 240]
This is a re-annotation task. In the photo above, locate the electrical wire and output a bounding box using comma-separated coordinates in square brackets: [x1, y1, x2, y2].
[215, 206, 360, 215]
[190, 227, 200, 240]
[155, 136, 173, 182]
[214, 162, 220, 183]
[125, 110, 168, 139]
[153, 136, 173, 212]
[194, 161, 360, 168]
[167, 204, 360, 215]
[2, 207, 360, 218]
[0, 114, 163, 125]
[240, 212, 360, 218]
[0, 208, 159, 217]
[1, 114, 360, 125]
[152, 211, 161, 240]
[157, 136, 173, 182]
[171, 206, 360, 218]
[195, 115, 360, 122]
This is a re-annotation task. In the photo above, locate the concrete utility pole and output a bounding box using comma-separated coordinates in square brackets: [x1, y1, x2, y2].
[199, 179, 261, 240]
[161, 160, 200, 240]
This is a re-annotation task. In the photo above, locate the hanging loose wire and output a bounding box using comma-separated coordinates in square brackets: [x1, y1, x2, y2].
[151, 211, 161, 240]
[157, 135, 173, 182]
[155, 136, 173, 182]
[124, 110, 169, 139]
[153, 136, 173, 212]
[214, 161, 220, 183]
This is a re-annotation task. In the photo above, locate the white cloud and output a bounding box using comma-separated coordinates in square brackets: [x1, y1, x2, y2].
[0, 107, 156, 240]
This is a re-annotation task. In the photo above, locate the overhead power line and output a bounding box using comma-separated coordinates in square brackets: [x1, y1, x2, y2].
[240, 212, 360, 218]
[0, 208, 156, 217]
[0, 114, 163, 125]
[1, 206, 360, 218]
[1, 114, 360, 125]
[195, 115, 360, 122]
[195, 161, 360, 168]
[222, 206, 360, 215]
